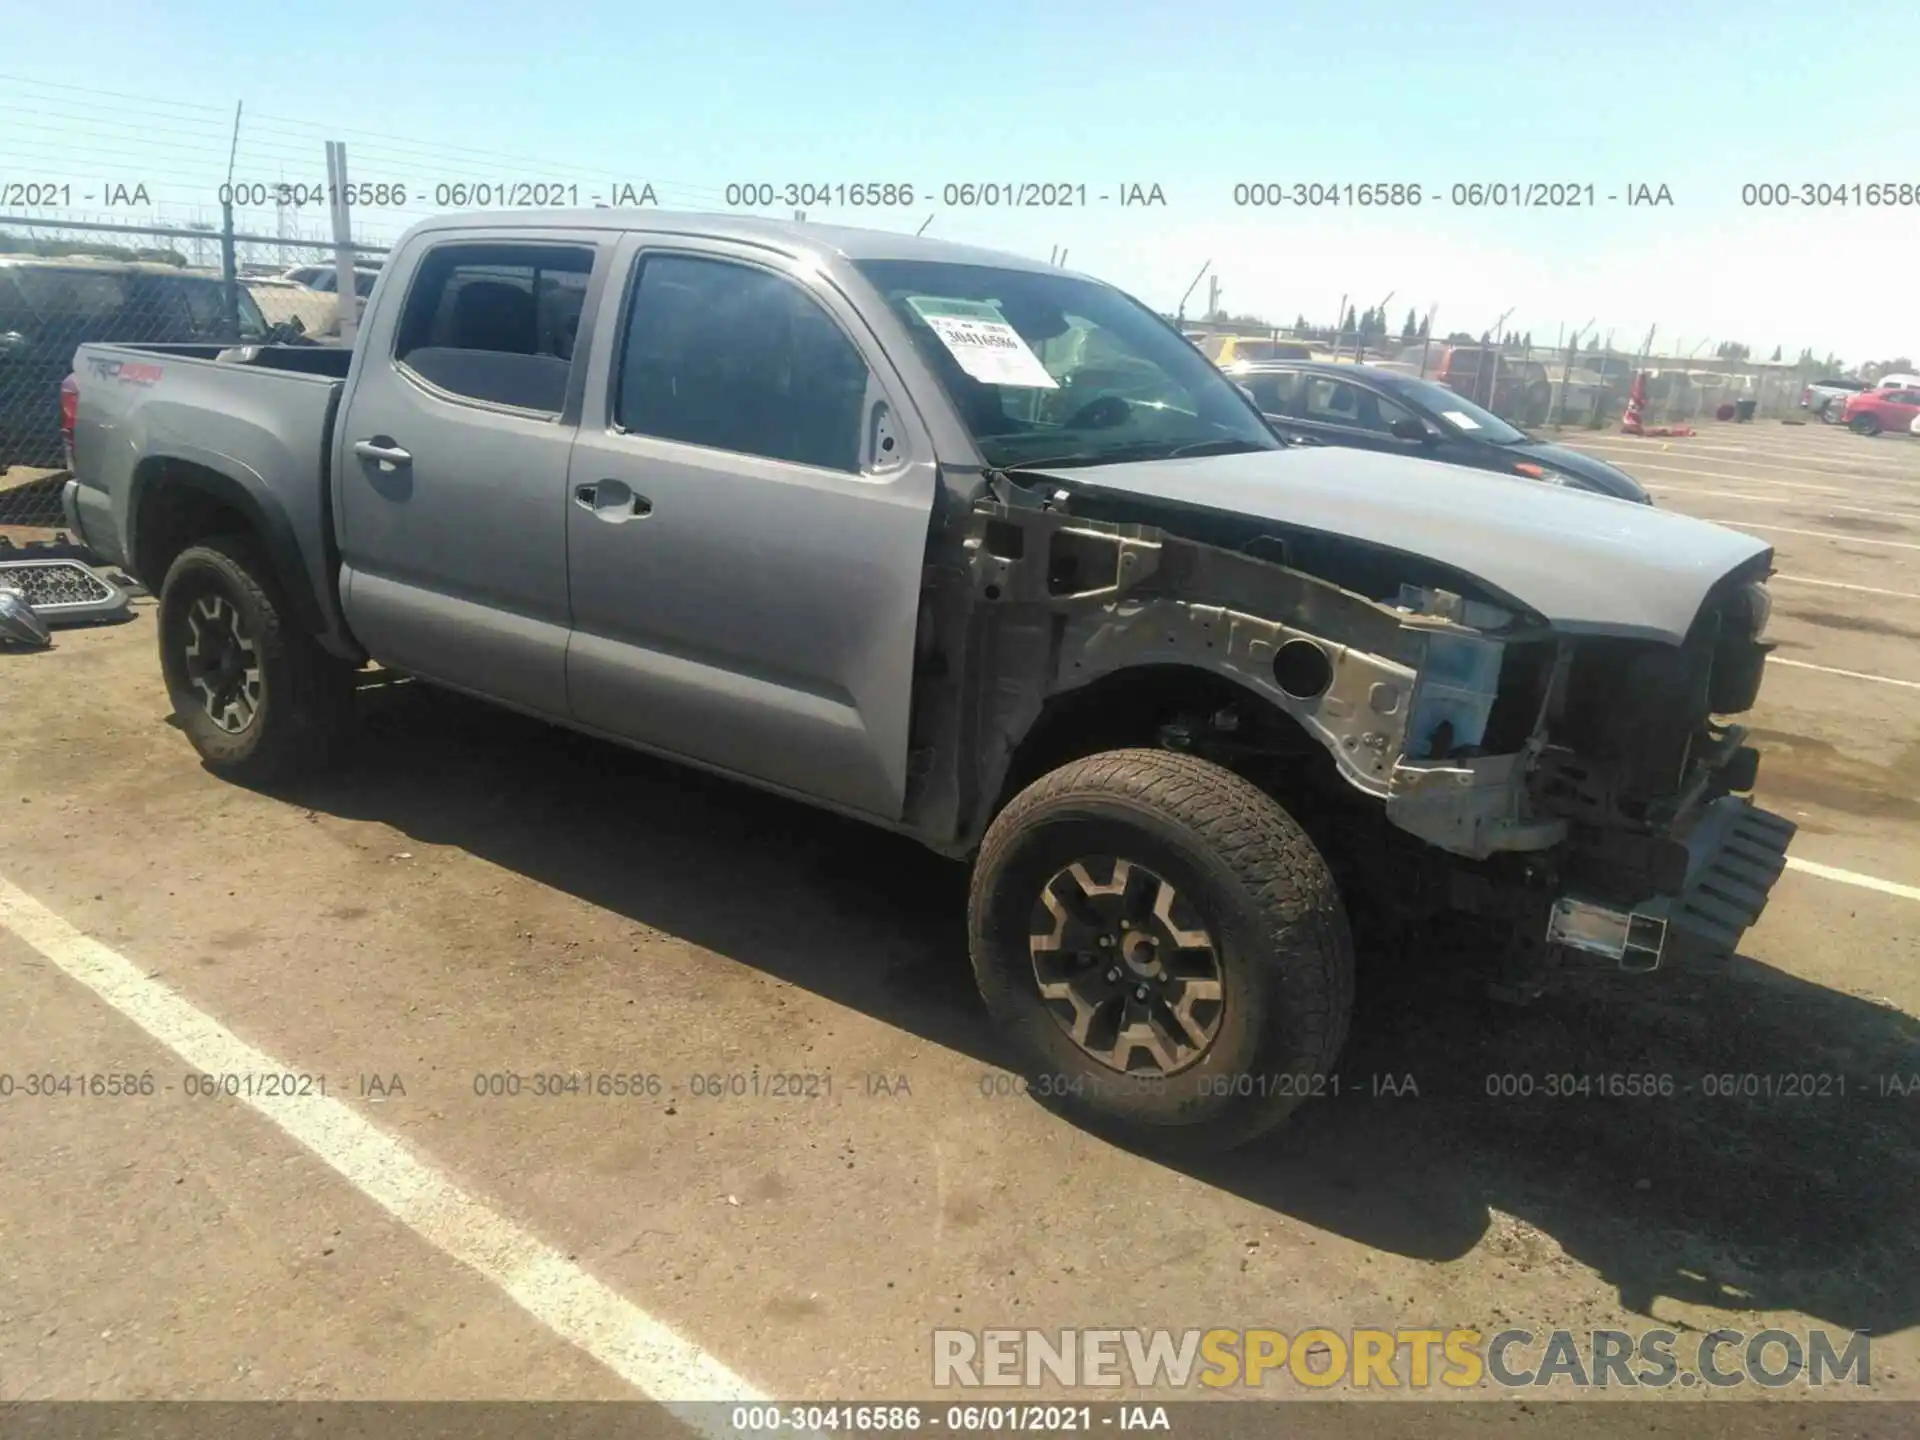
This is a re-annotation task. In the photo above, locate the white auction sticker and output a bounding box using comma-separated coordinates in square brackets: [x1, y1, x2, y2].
[1440, 410, 1481, 430]
[907, 296, 1058, 389]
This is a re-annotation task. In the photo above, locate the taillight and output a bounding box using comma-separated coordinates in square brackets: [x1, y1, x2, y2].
[59, 373, 78, 447]
[1800, 386, 1810, 404]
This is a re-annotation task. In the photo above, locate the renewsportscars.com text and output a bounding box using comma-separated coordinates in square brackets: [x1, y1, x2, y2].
[932, 1327, 1874, 1391]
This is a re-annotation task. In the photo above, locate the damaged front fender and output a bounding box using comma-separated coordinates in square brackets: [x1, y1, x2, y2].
[916, 482, 1563, 858]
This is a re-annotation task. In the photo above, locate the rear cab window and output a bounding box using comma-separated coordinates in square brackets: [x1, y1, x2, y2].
[392, 242, 595, 413]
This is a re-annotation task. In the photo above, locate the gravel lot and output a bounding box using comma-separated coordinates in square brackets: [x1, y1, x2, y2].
[1, 417, 1915, 1425]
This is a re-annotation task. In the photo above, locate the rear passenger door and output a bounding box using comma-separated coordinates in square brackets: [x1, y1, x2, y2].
[335, 233, 603, 717]
[563, 240, 938, 821]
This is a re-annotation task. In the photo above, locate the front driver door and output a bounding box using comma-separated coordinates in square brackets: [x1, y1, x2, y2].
[563, 241, 938, 821]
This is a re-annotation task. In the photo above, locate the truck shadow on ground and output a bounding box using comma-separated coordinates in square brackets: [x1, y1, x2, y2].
[282, 678, 1920, 1341]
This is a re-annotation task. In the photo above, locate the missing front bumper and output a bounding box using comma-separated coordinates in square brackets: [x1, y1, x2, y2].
[1548, 896, 1671, 972]
[1546, 796, 1798, 972]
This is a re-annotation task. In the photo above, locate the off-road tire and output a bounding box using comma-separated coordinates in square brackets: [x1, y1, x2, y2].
[968, 748, 1355, 1153]
[157, 535, 355, 784]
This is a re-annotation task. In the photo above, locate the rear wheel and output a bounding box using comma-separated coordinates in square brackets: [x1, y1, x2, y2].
[967, 749, 1355, 1153]
[157, 535, 355, 784]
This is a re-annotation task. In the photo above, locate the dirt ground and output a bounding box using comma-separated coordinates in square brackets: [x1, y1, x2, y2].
[0, 417, 1916, 1424]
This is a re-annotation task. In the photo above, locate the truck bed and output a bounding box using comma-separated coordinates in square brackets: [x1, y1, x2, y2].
[68, 340, 356, 655]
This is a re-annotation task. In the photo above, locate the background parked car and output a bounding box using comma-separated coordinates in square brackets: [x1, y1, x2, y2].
[1874, 372, 1920, 391]
[1802, 375, 1870, 421]
[276, 262, 382, 298]
[1235, 360, 1651, 501]
[1204, 334, 1322, 370]
[0, 256, 271, 470]
[245, 276, 341, 339]
[1391, 343, 1553, 423]
[1841, 386, 1920, 435]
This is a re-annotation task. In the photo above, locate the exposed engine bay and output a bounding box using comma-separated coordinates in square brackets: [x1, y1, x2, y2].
[904, 469, 1794, 977]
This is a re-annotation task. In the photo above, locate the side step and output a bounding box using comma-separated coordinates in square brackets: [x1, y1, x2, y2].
[1667, 796, 1798, 955]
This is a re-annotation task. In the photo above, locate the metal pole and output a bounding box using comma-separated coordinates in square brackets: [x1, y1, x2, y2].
[326, 142, 359, 345]
[1363, 292, 1393, 363]
[1485, 308, 1513, 410]
[1174, 260, 1211, 327]
[1330, 293, 1347, 362]
[1556, 317, 1593, 427]
[1418, 305, 1436, 378]
[219, 201, 240, 342]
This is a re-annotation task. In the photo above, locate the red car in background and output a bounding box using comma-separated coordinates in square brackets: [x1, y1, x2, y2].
[1840, 386, 1920, 435]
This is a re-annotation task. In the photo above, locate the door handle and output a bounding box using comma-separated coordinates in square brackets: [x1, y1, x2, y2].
[575, 480, 652, 521]
[353, 438, 412, 467]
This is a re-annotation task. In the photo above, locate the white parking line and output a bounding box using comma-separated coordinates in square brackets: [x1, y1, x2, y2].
[1570, 441, 1920, 484]
[1689, 519, 1920, 552]
[1772, 575, 1920, 602]
[1625, 462, 1855, 494]
[1785, 857, 1920, 904]
[0, 874, 777, 1430]
[1651, 484, 1920, 522]
[1769, 657, 1920, 690]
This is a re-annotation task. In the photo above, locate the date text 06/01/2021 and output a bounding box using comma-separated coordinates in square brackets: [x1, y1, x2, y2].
[719, 182, 1167, 209]
[1228, 181, 1676, 208]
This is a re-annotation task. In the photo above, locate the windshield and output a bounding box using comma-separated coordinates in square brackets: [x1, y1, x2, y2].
[1387, 374, 1529, 443]
[852, 259, 1280, 469]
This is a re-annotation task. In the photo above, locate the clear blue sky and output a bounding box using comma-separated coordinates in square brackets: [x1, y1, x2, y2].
[3, 0, 1915, 361]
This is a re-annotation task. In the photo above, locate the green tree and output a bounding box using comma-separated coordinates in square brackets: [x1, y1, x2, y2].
[1417, 313, 1430, 340]
[1340, 305, 1357, 336]
[1401, 307, 1417, 340]
[1769, 345, 1782, 362]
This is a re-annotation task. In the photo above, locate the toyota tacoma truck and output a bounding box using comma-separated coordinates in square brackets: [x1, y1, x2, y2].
[62, 210, 1795, 1151]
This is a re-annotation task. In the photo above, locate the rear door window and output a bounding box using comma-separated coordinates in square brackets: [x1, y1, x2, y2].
[393, 243, 596, 413]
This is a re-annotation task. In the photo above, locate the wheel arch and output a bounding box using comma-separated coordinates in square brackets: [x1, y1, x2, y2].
[128, 456, 327, 637]
[986, 661, 1323, 835]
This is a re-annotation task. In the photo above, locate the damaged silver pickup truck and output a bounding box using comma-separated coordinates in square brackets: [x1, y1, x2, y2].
[65, 211, 1795, 1150]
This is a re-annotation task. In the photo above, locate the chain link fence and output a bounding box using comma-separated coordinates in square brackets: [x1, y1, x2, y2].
[1183, 316, 1828, 430]
[1, 217, 384, 538]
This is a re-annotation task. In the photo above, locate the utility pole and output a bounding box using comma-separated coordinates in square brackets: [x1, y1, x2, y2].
[325, 141, 359, 344]
[1175, 260, 1211, 328]
[220, 101, 243, 340]
[1486, 307, 1515, 409]
[1206, 274, 1220, 317]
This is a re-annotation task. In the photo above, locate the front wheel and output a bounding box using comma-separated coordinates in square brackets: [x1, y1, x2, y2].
[967, 749, 1355, 1153]
[157, 536, 356, 784]
[1851, 414, 1882, 436]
